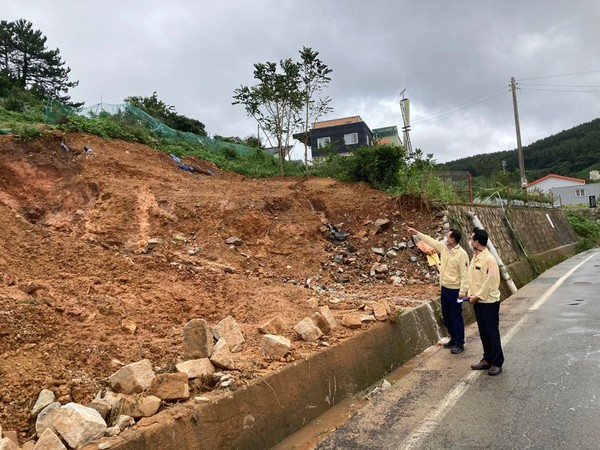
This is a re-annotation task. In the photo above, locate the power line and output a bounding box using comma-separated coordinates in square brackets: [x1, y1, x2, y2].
[412, 88, 510, 126]
[519, 82, 600, 88]
[519, 87, 600, 93]
[411, 86, 508, 123]
[518, 69, 600, 82]
[408, 69, 600, 128]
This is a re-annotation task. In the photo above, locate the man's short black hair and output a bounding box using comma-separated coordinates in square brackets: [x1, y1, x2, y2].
[472, 227, 488, 246]
[449, 228, 462, 244]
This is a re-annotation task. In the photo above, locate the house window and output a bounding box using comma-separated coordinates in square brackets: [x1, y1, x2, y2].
[575, 188, 586, 197]
[317, 137, 331, 148]
[344, 132, 359, 145]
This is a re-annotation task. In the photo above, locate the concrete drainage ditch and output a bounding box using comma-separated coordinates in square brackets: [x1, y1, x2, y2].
[82, 299, 448, 450]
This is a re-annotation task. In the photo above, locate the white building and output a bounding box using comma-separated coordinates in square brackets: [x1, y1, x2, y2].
[590, 170, 600, 181]
[527, 174, 586, 194]
[550, 183, 600, 207]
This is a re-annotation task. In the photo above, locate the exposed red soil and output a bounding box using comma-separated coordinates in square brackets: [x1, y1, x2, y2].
[0, 132, 440, 442]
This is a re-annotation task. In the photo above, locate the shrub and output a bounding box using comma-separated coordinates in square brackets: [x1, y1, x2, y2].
[393, 149, 459, 206]
[0, 107, 44, 127]
[566, 211, 600, 248]
[59, 115, 155, 145]
[311, 153, 354, 181]
[220, 145, 239, 160]
[349, 144, 404, 188]
[0, 83, 44, 115]
[16, 124, 43, 140]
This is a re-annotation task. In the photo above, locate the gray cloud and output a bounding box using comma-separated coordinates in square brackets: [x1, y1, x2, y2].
[4, 0, 600, 162]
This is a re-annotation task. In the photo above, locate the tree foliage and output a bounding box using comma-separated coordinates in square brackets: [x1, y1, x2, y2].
[125, 91, 207, 136]
[233, 58, 303, 175]
[233, 47, 332, 175]
[0, 19, 78, 105]
[298, 47, 333, 170]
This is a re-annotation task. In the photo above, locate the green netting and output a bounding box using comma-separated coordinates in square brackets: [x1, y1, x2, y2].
[44, 99, 256, 154]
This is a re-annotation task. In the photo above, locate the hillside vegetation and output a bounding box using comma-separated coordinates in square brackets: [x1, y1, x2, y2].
[441, 118, 600, 184]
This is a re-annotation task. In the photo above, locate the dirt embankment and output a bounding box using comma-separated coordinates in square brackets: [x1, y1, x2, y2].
[0, 132, 441, 441]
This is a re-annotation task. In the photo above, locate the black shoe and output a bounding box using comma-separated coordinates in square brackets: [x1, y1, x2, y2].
[450, 345, 464, 354]
[471, 359, 491, 370]
[442, 340, 455, 349]
[488, 366, 503, 376]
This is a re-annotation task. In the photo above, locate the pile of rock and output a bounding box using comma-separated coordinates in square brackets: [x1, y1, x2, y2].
[5, 315, 248, 449]
[5, 298, 400, 449]
[21, 357, 193, 449]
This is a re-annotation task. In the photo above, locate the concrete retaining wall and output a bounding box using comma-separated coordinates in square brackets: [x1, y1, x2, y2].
[92, 302, 443, 450]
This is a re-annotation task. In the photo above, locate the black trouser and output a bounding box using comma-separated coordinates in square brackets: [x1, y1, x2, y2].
[441, 286, 464, 346]
[473, 301, 504, 367]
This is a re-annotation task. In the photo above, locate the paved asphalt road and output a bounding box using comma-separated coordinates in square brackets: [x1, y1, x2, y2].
[316, 248, 600, 450]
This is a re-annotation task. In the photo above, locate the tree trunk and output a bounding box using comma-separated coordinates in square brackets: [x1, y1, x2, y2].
[279, 147, 284, 176]
[20, 54, 28, 88]
[304, 103, 310, 175]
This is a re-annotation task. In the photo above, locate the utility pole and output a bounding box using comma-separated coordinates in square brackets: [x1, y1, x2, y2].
[511, 77, 528, 198]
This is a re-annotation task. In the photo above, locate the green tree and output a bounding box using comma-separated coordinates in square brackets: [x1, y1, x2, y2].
[126, 92, 206, 136]
[472, 154, 497, 179]
[233, 58, 303, 175]
[242, 135, 263, 148]
[298, 47, 332, 171]
[126, 91, 173, 119]
[0, 19, 79, 105]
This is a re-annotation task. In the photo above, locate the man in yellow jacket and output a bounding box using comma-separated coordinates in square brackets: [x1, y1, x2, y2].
[465, 227, 504, 376]
[407, 226, 469, 354]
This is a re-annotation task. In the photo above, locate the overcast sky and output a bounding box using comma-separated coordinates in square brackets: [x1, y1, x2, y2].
[4, 1, 600, 162]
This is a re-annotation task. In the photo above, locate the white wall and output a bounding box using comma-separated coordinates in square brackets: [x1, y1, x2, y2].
[550, 183, 600, 206]
[527, 177, 585, 193]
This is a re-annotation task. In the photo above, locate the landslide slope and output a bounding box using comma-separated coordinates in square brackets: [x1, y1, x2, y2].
[0, 132, 439, 438]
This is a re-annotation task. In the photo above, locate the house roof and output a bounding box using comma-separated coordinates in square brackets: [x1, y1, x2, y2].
[528, 174, 586, 187]
[313, 116, 363, 129]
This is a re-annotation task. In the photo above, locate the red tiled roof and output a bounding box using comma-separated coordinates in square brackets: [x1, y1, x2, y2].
[527, 174, 586, 187]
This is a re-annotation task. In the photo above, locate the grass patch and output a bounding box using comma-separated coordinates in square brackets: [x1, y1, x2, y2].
[566, 210, 600, 251]
[59, 115, 157, 145]
[0, 105, 459, 205]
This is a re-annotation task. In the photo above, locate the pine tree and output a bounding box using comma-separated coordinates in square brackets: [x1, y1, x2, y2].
[0, 19, 79, 105]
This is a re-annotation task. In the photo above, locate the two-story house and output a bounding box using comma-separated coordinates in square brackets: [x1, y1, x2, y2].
[293, 117, 403, 161]
[294, 116, 374, 159]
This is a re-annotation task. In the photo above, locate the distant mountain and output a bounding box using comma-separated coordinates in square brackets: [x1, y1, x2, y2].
[440, 118, 600, 182]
